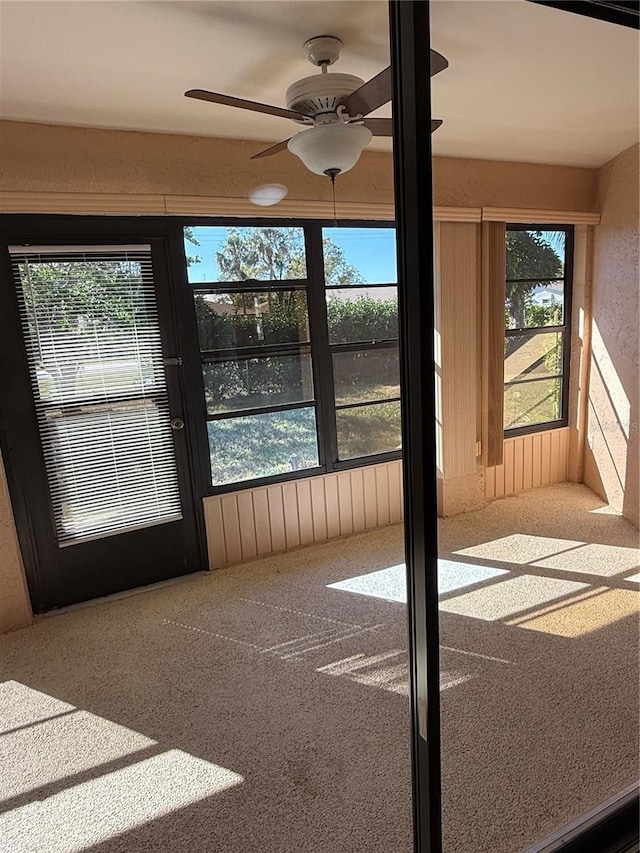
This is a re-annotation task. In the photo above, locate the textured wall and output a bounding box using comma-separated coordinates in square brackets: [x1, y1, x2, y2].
[584, 143, 640, 526]
[432, 156, 596, 211]
[0, 120, 597, 211]
[0, 451, 32, 631]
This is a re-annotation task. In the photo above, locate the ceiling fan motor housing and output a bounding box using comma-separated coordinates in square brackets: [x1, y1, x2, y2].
[285, 73, 365, 120]
[304, 35, 343, 67]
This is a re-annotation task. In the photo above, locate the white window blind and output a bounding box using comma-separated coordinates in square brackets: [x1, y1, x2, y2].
[10, 245, 182, 545]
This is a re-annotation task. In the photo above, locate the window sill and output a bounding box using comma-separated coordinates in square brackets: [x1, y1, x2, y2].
[504, 419, 568, 439]
[206, 449, 403, 495]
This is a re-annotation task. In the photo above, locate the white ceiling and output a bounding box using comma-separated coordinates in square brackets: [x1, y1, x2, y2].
[0, 0, 638, 168]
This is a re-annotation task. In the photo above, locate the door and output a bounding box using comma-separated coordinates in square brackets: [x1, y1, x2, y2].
[0, 225, 204, 611]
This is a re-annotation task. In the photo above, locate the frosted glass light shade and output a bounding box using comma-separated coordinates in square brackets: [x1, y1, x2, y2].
[287, 123, 373, 176]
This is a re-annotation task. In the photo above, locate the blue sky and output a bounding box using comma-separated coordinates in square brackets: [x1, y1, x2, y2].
[185, 226, 564, 285]
[185, 225, 397, 285]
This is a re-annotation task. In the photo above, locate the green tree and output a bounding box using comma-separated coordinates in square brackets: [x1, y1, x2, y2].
[195, 226, 366, 349]
[184, 226, 202, 267]
[16, 257, 152, 400]
[18, 258, 143, 332]
[506, 231, 563, 329]
[216, 228, 302, 281]
[212, 226, 363, 284]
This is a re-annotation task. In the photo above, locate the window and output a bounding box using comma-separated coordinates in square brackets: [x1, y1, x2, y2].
[184, 223, 400, 490]
[323, 228, 401, 461]
[504, 226, 573, 433]
[188, 226, 320, 486]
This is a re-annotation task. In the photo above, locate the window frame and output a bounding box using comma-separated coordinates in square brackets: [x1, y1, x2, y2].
[178, 217, 401, 494]
[503, 223, 574, 438]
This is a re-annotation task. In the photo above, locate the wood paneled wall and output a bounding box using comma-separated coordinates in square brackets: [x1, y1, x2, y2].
[204, 427, 570, 569]
[438, 222, 479, 479]
[481, 221, 507, 468]
[485, 428, 570, 500]
[203, 460, 404, 569]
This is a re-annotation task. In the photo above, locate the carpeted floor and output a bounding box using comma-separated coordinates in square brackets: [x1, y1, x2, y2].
[0, 482, 638, 853]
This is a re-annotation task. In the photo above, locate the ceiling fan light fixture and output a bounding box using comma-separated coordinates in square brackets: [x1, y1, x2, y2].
[287, 123, 373, 177]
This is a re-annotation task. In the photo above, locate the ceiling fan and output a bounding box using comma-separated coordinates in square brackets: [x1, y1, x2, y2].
[185, 35, 448, 180]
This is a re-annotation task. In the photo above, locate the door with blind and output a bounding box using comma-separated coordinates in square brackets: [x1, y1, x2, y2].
[1, 235, 203, 610]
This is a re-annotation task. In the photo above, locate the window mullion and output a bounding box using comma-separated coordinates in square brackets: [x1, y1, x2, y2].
[207, 400, 315, 420]
[304, 224, 337, 473]
[329, 339, 399, 353]
[505, 324, 565, 336]
[201, 342, 311, 362]
[192, 278, 307, 293]
[504, 375, 564, 387]
[335, 396, 402, 411]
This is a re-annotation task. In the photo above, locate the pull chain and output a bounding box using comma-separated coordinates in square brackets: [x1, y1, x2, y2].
[324, 168, 340, 226]
[331, 174, 338, 227]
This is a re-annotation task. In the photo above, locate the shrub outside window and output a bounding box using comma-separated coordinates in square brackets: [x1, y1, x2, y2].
[504, 226, 573, 434]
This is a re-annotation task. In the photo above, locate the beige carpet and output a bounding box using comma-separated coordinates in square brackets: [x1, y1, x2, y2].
[0, 483, 637, 853]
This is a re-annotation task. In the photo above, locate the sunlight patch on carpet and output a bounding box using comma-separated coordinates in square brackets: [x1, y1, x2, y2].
[509, 587, 639, 637]
[317, 650, 409, 695]
[0, 749, 244, 853]
[0, 681, 75, 733]
[316, 651, 474, 695]
[326, 560, 509, 604]
[0, 682, 243, 853]
[439, 575, 589, 622]
[0, 683, 157, 800]
[455, 534, 586, 565]
[532, 542, 639, 577]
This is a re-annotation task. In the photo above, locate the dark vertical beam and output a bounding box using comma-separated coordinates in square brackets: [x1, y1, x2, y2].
[304, 224, 338, 471]
[389, 3, 442, 852]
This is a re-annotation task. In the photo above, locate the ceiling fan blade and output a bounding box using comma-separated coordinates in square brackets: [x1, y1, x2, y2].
[430, 49, 449, 77]
[185, 89, 306, 121]
[342, 48, 448, 118]
[341, 66, 392, 117]
[362, 118, 393, 136]
[250, 139, 292, 160]
[362, 118, 443, 135]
